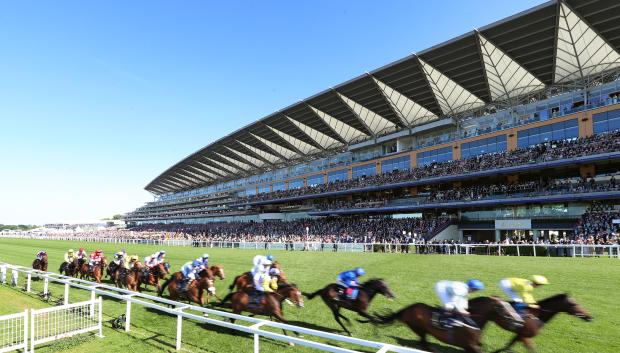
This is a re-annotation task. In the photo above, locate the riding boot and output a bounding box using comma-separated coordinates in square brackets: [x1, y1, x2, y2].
[179, 278, 191, 292]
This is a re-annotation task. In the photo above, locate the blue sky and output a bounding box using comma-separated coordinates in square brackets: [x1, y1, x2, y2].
[0, 0, 544, 224]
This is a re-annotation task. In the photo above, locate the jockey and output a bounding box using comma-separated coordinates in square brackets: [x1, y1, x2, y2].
[180, 259, 205, 292]
[144, 250, 166, 268]
[36, 250, 47, 260]
[195, 253, 209, 269]
[113, 251, 125, 266]
[125, 255, 139, 270]
[336, 267, 365, 300]
[76, 248, 87, 261]
[435, 279, 484, 315]
[499, 275, 549, 310]
[253, 258, 276, 294]
[64, 249, 76, 263]
[251, 254, 273, 275]
[88, 250, 103, 271]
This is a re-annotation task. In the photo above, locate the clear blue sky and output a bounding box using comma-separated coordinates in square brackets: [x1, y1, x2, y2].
[0, 0, 544, 225]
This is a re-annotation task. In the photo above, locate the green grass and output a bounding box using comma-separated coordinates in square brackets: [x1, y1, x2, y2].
[0, 238, 618, 353]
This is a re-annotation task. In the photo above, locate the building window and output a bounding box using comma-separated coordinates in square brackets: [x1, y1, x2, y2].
[517, 119, 578, 148]
[245, 187, 257, 196]
[381, 155, 410, 173]
[328, 169, 348, 183]
[461, 135, 507, 159]
[257, 185, 270, 194]
[352, 163, 376, 179]
[272, 182, 285, 192]
[593, 109, 620, 134]
[288, 178, 304, 189]
[417, 147, 452, 167]
[307, 174, 325, 187]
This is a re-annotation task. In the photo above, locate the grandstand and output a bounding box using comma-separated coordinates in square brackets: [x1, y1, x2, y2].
[126, 0, 620, 245]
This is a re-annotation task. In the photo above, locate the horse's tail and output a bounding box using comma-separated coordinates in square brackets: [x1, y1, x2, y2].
[158, 276, 174, 297]
[304, 288, 322, 300]
[228, 275, 240, 291]
[370, 308, 405, 325]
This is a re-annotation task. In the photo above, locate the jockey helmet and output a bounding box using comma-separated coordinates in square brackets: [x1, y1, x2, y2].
[531, 275, 549, 285]
[130, 255, 139, 261]
[79, 248, 85, 252]
[68, 249, 74, 254]
[355, 267, 365, 276]
[266, 254, 274, 261]
[192, 259, 203, 268]
[95, 249, 102, 255]
[467, 279, 485, 290]
[202, 253, 209, 260]
[269, 268, 280, 276]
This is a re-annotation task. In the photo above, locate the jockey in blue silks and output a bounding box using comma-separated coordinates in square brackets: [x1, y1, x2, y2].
[336, 267, 365, 299]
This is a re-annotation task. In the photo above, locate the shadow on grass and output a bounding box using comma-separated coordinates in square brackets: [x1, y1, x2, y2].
[388, 335, 463, 353]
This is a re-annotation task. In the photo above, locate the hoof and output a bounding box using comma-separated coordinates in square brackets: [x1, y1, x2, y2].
[288, 342, 295, 347]
[203, 313, 209, 318]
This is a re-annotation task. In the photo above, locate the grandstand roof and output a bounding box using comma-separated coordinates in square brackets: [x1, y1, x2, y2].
[146, 0, 620, 194]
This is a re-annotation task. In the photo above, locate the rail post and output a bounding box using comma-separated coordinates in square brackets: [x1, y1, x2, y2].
[125, 300, 132, 332]
[27, 273, 31, 292]
[43, 277, 49, 296]
[30, 308, 35, 353]
[250, 322, 266, 353]
[90, 290, 96, 317]
[98, 297, 104, 338]
[64, 282, 70, 304]
[23, 308, 28, 353]
[516, 245, 520, 257]
[175, 307, 186, 350]
[533, 245, 536, 257]
[0, 264, 5, 284]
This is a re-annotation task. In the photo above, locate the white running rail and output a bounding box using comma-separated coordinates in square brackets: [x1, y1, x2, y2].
[1, 263, 427, 353]
[30, 298, 103, 353]
[0, 311, 27, 353]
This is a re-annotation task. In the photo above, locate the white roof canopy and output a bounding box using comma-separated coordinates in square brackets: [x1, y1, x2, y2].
[267, 125, 321, 155]
[336, 92, 397, 135]
[225, 146, 266, 168]
[250, 133, 299, 160]
[286, 116, 342, 149]
[237, 140, 282, 164]
[371, 76, 438, 126]
[307, 105, 368, 142]
[215, 151, 252, 171]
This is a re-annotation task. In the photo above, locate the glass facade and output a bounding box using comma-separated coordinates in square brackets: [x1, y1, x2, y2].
[461, 135, 507, 159]
[307, 174, 325, 187]
[517, 119, 578, 148]
[257, 185, 270, 194]
[288, 178, 304, 189]
[328, 169, 348, 183]
[417, 146, 452, 166]
[381, 155, 410, 173]
[272, 182, 285, 192]
[352, 163, 376, 179]
[593, 108, 620, 134]
[245, 187, 257, 196]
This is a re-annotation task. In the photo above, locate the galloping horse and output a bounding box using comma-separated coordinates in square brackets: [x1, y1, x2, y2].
[370, 297, 521, 353]
[305, 279, 395, 336]
[32, 253, 48, 272]
[59, 258, 79, 277]
[227, 284, 304, 338]
[485, 294, 593, 353]
[79, 258, 107, 283]
[158, 269, 214, 306]
[139, 262, 170, 293]
[116, 262, 143, 291]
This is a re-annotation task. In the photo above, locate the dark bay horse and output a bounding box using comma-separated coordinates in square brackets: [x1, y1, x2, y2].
[116, 262, 142, 291]
[229, 262, 286, 292]
[371, 297, 520, 353]
[305, 278, 395, 336]
[486, 294, 593, 353]
[59, 258, 78, 277]
[158, 269, 214, 306]
[32, 254, 48, 272]
[139, 262, 170, 293]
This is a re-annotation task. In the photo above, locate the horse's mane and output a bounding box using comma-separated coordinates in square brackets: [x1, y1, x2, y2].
[538, 293, 569, 304]
[362, 278, 385, 286]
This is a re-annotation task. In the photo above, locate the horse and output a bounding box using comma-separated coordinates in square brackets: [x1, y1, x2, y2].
[116, 262, 142, 291]
[79, 257, 107, 283]
[369, 297, 521, 353]
[32, 254, 48, 272]
[107, 261, 121, 279]
[210, 265, 226, 281]
[486, 294, 593, 353]
[59, 258, 78, 277]
[138, 262, 170, 293]
[158, 269, 215, 306]
[227, 283, 304, 339]
[304, 278, 395, 336]
[228, 261, 287, 292]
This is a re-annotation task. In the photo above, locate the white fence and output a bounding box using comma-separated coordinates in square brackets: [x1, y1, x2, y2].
[0, 263, 426, 353]
[0, 311, 27, 353]
[1, 233, 619, 258]
[30, 298, 102, 353]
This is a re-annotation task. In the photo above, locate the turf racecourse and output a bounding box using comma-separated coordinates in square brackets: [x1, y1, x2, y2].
[0, 238, 618, 353]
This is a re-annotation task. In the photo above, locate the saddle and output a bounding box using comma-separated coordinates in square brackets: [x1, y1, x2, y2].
[431, 309, 479, 331]
[140, 268, 151, 282]
[248, 291, 267, 309]
[509, 302, 538, 321]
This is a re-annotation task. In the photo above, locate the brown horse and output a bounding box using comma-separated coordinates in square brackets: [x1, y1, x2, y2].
[158, 269, 214, 306]
[487, 294, 593, 353]
[116, 262, 142, 291]
[370, 297, 520, 353]
[59, 258, 79, 277]
[32, 254, 48, 272]
[227, 284, 304, 339]
[305, 278, 395, 336]
[79, 258, 107, 283]
[139, 262, 170, 293]
[228, 262, 287, 292]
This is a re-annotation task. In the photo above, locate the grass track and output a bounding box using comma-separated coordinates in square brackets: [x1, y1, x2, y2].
[0, 238, 618, 353]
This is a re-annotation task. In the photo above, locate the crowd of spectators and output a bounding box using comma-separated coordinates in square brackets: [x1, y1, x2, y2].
[573, 203, 620, 245]
[242, 131, 620, 204]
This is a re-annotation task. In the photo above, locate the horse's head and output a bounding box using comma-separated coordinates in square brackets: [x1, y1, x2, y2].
[197, 270, 215, 293]
[363, 279, 395, 300]
[211, 265, 225, 280]
[279, 283, 304, 308]
[540, 293, 593, 322]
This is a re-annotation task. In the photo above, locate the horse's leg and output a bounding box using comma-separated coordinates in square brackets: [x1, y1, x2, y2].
[493, 335, 520, 353]
[521, 337, 537, 353]
[330, 307, 351, 336]
[356, 310, 377, 323]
